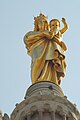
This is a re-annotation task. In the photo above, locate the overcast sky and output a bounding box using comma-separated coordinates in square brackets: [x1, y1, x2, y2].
[0, 0, 80, 116]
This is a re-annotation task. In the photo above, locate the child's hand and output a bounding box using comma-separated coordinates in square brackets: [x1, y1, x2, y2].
[62, 18, 66, 23]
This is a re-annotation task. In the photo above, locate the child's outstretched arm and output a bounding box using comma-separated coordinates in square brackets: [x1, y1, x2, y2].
[60, 18, 68, 34]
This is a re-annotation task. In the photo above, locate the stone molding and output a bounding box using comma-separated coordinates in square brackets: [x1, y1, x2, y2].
[10, 82, 80, 120]
[25, 81, 64, 99]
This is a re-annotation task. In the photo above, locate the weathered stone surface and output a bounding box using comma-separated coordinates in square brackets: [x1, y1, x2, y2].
[10, 82, 80, 120]
[2, 113, 9, 120]
[25, 81, 64, 98]
[0, 111, 2, 120]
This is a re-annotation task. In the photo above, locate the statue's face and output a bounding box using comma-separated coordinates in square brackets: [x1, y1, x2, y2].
[50, 21, 60, 31]
[38, 19, 48, 31]
[38, 21, 44, 31]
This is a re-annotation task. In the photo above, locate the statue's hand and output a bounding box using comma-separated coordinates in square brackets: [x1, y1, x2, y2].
[42, 31, 53, 39]
[49, 31, 53, 36]
[61, 18, 66, 23]
[49, 31, 54, 39]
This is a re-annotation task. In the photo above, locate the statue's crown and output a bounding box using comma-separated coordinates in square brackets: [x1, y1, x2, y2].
[34, 13, 48, 22]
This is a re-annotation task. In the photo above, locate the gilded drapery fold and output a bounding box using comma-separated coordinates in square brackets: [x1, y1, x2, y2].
[24, 31, 66, 85]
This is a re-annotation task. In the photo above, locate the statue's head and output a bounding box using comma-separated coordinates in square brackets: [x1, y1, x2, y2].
[34, 13, 49, 31]
[49, 19, 60, 31]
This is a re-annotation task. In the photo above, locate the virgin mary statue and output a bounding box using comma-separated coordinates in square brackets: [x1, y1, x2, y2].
[24, 13, 68, 86]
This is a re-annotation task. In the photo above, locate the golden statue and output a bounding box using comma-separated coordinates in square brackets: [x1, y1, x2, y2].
[24, 13, 68, 86]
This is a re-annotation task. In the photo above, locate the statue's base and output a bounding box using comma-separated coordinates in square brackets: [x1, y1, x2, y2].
[10, 81, 80, 120]
[25, 81, 64, 99]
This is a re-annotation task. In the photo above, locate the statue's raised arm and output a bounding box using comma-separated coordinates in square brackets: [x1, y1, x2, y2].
[60, 18, 68, 34]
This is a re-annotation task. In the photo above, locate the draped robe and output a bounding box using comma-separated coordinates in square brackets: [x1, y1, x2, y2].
[24, 31, 66, 85]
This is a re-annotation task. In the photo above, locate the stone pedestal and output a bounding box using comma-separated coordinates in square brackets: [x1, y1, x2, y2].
[25, 81, 64, 98]
[10, 82, 80, 120]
